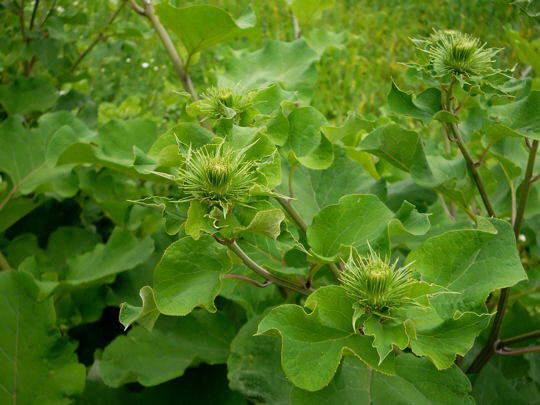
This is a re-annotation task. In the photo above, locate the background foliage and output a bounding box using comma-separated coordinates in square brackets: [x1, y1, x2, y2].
[0, 0, 539, 404]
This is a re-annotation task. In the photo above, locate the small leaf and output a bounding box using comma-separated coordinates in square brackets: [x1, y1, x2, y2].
[388, 82, 442, 121]
[434, 110, 460, 123]
[153, 235, 230, 316]
[235, 209, 285, 240]
[119, 286, 159, 331]
[288, 106, 333, 170]
[185, 200, 215, 240]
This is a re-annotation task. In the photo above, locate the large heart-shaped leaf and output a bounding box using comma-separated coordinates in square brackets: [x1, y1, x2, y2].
[257, 285, 395, 391]
[156, 3, 256, 56]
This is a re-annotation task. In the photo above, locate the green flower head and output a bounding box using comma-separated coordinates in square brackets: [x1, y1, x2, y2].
[339, 247, 416, 313]
[416, 30, 498, 78]
[178, 143, 257, 213]
[190, 86, 257, 122]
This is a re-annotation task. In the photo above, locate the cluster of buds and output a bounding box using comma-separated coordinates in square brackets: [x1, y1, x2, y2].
[339, 247, 417, 314]
[178, 143, 256, 215]
[188, 86, 258, 124]
[413, 30, 498, 79]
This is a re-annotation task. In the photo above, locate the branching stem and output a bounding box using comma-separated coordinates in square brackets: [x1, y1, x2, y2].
[71, 0, 127, 72]
[497, 330, 540, 348]
[222, 273, 273, 288]
[274, 196, 308, 232]
[130, 0, 199, 101]
[214, 237, 310, 295]
[467, 139, 539, 374]
[443, 78, 496, 217]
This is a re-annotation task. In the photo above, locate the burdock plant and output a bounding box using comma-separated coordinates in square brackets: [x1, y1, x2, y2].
[413, 30, 499, 80]
[187, 86, 258, 124]
[178, 143, 257, 215]
[339, 247, 418, 314]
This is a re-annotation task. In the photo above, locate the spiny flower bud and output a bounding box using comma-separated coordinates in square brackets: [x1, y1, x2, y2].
[339, 247, 416, 313]
[417, 30, 498, 78]
[194, 86, 256, 121]
[178, 144, 256, 213]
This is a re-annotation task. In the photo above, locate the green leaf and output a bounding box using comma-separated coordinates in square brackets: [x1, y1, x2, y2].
[404, 306, 491, 369]
[358, 124, 434, 184]
[228, 316, 293, 403]
[156, 3, 256, 56]
[100, 311, 236, 387]
[288, 106, 333, 169]
[288, 0, 335, 25]
[304, 28, 346, 56]
[407, 219, 526, 318]
[307, 194, 429, 261]
[119, 286, 159, 331]
[387, 82, 442, 121]
[64, 228, 154, 287]
[0, 76, 58, 115]
[434, 110, 460, 124]
[322, 112, 374, 145]
[235, 209, 286, 240]
[473, 363, 534, 405]
[185, 200, 215, 240]
[0, 271, 85, 404]
[363, 317, 411, 364]
[218, 39, 319, 104]
[490, 91, 540, 140]
[0, 197, 42, 233]
[257, 285, 395, 391]
[231, 317, 474, 404]
[153, 235, 230, 316]
[0, 113, 91, 195]
[284, 146, 379, 224]
[291, 354, 475, 404]
[58, 118, 168, 184]
[149, 123, 214, 158]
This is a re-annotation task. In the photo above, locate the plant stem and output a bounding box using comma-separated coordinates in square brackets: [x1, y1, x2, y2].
[29, 0, 39, 30]
[447, 123, 496, 217]
[274, 195, 341, 278]
[443, 78, 496, 218]
[131, 0, 199, 101]
[17, 0, 28, 43]
[496, 346, 540, 356]
[292, 13, 301, 39]
[274, 196, 308, 232]
[0, 252, 11, 271]
[219, 238, 310, 295]
[71, 0, 127, 72]
[222, 273, 273, 288]
[497, 330, 540, 348]
[467, 139, 539, 374]
[514, 140, 539, 238]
